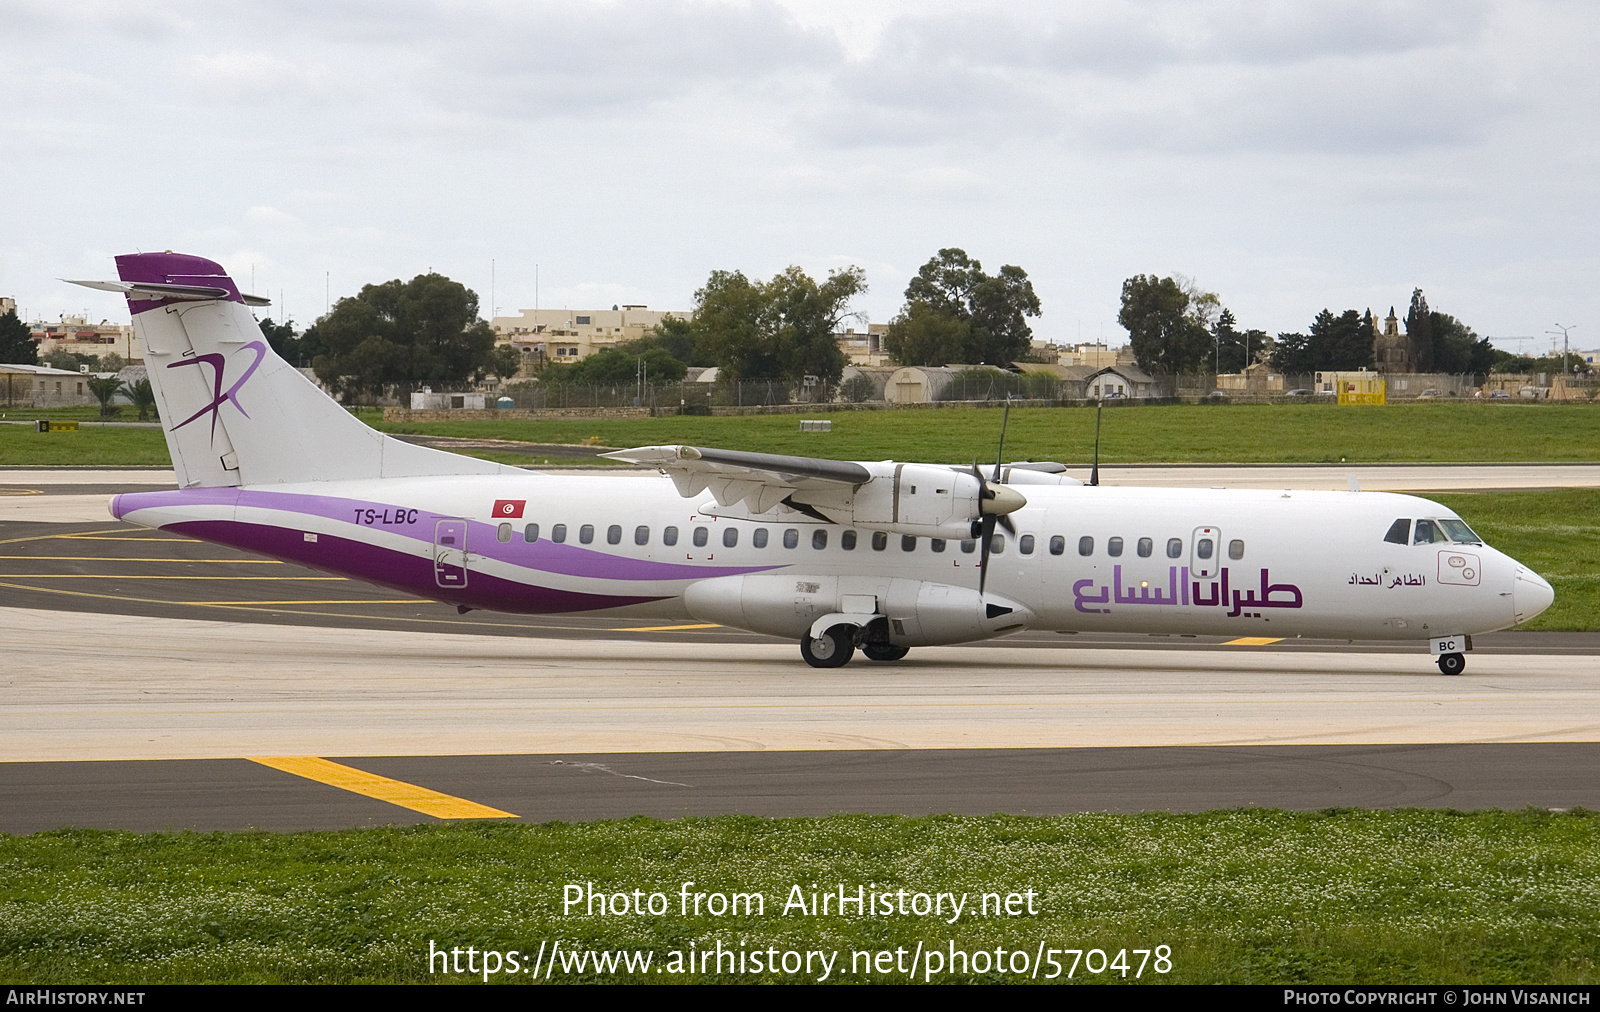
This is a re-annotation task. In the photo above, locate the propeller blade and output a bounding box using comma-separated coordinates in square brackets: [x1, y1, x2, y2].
[977, 513, 997, 594]
[992, 397, 1011, 482]
[998, 513, 1016, 536]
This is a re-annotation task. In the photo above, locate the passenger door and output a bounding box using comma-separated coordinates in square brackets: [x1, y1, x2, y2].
[434, 518, 469, 588]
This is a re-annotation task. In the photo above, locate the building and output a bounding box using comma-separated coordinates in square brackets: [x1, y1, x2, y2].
[1372, 306, 1414, 374]
[489, 305, 686, 373]
[834, 325, 892, 367]
[1056, 343, 1127, 369]
[1085, 365, 1159, 399]
[0, 363, 103, 408]
[0, 297, 15, 317]
[31, 315, 142, 363]
[1216, 362, 1285, 393]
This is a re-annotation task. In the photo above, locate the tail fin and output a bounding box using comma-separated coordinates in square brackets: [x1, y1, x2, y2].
[102, 252, 511, 488]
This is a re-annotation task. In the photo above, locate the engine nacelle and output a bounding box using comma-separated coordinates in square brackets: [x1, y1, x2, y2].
[683, 573, 1034, 646]
[797, 463, 982, 540]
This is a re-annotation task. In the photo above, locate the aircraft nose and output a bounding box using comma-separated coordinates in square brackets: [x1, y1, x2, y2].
[1513, 566, 1555, 624]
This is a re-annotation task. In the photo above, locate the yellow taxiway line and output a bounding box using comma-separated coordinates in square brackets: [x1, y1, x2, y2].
[247, 756, 515, 819]
[1223, 636, 1286, 646]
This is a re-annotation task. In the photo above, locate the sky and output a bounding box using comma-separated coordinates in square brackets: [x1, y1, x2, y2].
[2, 0, 1596, 356]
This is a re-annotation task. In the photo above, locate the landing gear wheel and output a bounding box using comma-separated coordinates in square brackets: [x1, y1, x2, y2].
[1437, 652, 1466, 676]
[801, 626, 855, 668]
[862, 644, 909, 662]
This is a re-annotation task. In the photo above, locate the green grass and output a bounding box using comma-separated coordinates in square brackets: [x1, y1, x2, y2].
[7, 402, 1596, 469]
[1432, 489, 1600, 631]
[0, 422, 170, 466]
[375, 402, 1600, 465]
[2, 810, 1595, 984]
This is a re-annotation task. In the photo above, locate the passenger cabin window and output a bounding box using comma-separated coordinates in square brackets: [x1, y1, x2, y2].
[901, 535, 916, 552]
[634, 526, 649, 546]
[723, 527, 739, 548]
[1166, 538, 1183, 559]
[753, 528, 769, 549]
[990, 534, 1005, 555]
[1078, 536, 1094, 556]
[1019, 534, 1035, 555]
[1228, 539, 1245, 559]
[1107, 536, 1123, 557]
[872, 532, 888, 551]
[663, 526, 678, 546]
[1385, 519, 1411, 545]
[1197, 538, 1214, 560]
[931, 539, 946, 553]
[813, 530, 828, 550]
[783, 529, 799, 549]
[523, 523, 540, 543]
[1137, 537, 1153, 558]
[692, 527, 708, 547]
[552, 523, 567, 543]
[607, 524, 622, 545]
[497, 522, 513, 543]
[1048, 535, 1065, 556]
[842, 530, 857, 550]
[579, 524, 595, 544]
[960, 539, 977, 554]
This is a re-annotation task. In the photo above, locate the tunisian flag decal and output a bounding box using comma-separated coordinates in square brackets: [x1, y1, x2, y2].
[492, 499, 525, 519]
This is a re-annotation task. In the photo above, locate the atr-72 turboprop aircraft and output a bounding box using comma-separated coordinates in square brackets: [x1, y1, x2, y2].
[71, 253, 1554, 674]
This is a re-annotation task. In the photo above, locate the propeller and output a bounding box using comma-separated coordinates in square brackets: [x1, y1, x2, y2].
[973, 399, 1025, 593]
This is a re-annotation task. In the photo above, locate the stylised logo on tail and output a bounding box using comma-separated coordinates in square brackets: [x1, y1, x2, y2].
[168, 340, 268, 439]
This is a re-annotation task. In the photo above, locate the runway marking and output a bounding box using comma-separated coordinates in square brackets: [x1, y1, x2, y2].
[614, 623, 721, 632]
[0, 574, 345, 580]
[194, 599, 424, 606]
[59, 536, 202, 543]
[0, 527, 132, 546]
[0, 555, 285, 563]
[0, 488, 43, 496]
[248, 756, 516, 819]
[1224, 637, 1286, 646]
[0, 580, 747, 636]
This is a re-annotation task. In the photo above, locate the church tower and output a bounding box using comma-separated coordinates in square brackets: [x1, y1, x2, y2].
[1373, 306, 1411, 373]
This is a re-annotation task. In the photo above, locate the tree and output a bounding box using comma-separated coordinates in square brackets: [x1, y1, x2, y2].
[1308, 309, 1373, 370]
[1405, 289, 1433, 373]
[258, 317, 305, 365]
[885, 249, 1041, 365]
[692, 265, 865, 391]
[1270, 331, 1317, 375]
[552, 344, 687, 387]
[44, 348, 86, 372]
[125, 377, 157, 421]
[86, 376, 124, 418]
[1430, 312, 1493, 375]
[1118, 274, 1212, 374]
[0, 310, 37, 365]
[881, 299, 968, 367]
[649, 314, 703, 366]
[99, 352, 126, 374]
[310, 273, 513, 402]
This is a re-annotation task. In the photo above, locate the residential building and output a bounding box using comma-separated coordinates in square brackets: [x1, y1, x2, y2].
[31, 315, 142, 363]
[489, 305, 686, 374]
[0, 363, 102, 407]
[835, 324, 892, 367]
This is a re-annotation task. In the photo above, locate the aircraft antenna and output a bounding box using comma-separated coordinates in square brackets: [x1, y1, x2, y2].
[1089, 398, 1103, 486]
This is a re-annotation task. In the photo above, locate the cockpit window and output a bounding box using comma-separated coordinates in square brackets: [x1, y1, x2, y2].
[1412, 519, 1449, 544]
[1436, 518, 1482, 544]
[1384, 519, 1410, 545]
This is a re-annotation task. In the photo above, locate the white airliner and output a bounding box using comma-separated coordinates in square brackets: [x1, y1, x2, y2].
[70, 253, 1554, 675]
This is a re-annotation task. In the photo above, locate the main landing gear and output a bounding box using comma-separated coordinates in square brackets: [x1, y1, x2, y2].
[1437, 652, 1466, 676]
[800, 624, 911, 667]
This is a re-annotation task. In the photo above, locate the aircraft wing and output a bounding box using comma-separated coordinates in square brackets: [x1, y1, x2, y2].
[602, 444, 1026, 538]
[601, 445, 874, 514]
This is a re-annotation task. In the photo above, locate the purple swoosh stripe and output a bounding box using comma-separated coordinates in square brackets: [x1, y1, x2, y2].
[168, 520, 664, 614]
[115, 487, 780, 583]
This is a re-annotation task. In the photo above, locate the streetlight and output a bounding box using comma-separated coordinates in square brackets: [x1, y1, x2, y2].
[1548, 323, 1577, 376]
